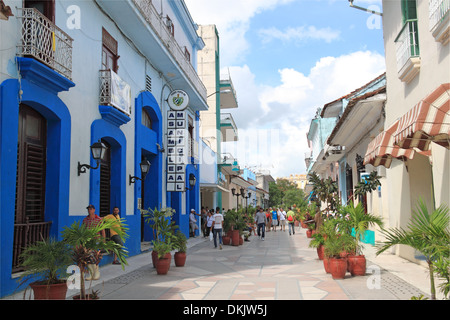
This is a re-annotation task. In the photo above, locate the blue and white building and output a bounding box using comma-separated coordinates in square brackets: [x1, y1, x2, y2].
[0, 0, 207, 297]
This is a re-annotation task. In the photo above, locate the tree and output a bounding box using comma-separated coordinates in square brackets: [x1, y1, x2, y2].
[268, 178, 307, 208]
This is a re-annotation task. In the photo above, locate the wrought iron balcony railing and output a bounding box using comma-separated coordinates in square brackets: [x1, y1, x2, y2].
[132, 0, 207, 101]
[16, 8, 73, 80]
[99, 70, 132, 116]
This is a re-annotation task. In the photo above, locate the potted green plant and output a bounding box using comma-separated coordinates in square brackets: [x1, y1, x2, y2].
[323, 232, 355, 279]
[341, 202, 383, 276]
[18, 237, 72, 300]
[224, 209, 241, 246]
[152, 239, 172, 275]
[173, 230, 187, 267]
[309, 231, 326, 260]
[142, 207, 177, 267]
[61, 219, 128, 300]
[376, 199, 449, 300]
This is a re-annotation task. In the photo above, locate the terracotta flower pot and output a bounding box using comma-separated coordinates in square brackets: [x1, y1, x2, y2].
[223, 236, 231, 245]
[317, 244, 325, 260]
[152, 251, 171, 268]
[347, 255, 366, 276]
[174, 252, 186, 267]
[155, 257, 170, 275]
[323, 257, 331, 273]
[30, 280, 68, 300]
[231, 229, 240, 246]
[306, 229, 313, 238]
[329, 258, 347, 279]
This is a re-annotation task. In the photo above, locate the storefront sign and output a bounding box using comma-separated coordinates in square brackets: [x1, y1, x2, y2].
[167, 110, 187, 192]
[167, 89, 189, 111]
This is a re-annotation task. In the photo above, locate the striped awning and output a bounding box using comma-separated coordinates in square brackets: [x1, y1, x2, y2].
[393, 83, 450, 151]
[364, 121, 415, 168]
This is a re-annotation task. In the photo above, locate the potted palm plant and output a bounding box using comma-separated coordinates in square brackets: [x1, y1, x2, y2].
[142, 207, 177, 267]
[61, 219, 128, 300]
[18, 237, 72, 300]
[376, 199, 449, 300]
[342, 202, 383, 276]
[173, 230, 187, 267]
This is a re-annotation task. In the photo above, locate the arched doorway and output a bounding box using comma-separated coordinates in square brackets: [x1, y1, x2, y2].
[13, 104, 51, 272]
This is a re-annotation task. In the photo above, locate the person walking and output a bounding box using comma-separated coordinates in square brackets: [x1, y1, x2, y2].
[201, 207, 207, 237]
[205, 210, 214, 238]
[212, 209, 224, 249]
[279, 207, 287, 232]
[286, 207, 296, 235]
[255, 208, 267, 240]
[265, 209, 272, 232]
[271, 208, 278, 232]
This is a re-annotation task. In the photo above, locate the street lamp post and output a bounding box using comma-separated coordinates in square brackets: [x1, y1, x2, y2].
[231, 187, 245, 211]
[242, 191, 251, 213]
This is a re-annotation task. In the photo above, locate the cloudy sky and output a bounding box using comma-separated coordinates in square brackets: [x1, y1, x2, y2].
[185, 0, 386, 178]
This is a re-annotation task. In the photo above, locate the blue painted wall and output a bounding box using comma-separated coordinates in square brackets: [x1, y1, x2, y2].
[135, 92, 163, 246]
[0, 58, 74, 297]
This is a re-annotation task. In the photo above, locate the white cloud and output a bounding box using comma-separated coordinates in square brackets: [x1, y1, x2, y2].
[224, 50, 385, 178]
[185, 0, 386, 178]
[258, 26, 341, 44]
[185, 0, 295, 65]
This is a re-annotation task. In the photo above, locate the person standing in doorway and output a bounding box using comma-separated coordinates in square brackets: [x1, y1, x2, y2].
[286, 207, 296, 235]
[255, 208, 267, 241]
[212, 209, 224, 249]
[104, 207, 124, 265]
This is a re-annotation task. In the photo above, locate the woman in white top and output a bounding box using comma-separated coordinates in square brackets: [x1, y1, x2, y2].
[279, 208, 287, 232]
[205, 210, 214, 237]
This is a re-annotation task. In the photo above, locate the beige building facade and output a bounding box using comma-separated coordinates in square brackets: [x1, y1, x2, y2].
[366, 0, 449, 264]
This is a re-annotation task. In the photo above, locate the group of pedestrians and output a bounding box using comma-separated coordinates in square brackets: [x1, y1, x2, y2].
[194, 206, 299, 248]
[254, 207, 297, 240]
[194, 207, 224, 250]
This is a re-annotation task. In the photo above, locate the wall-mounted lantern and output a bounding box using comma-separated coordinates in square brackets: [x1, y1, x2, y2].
[78, 140, 107, 176]
[129, 159, 151, 185]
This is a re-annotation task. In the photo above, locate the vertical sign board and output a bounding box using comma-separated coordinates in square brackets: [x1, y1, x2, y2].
[167, 90, 189, 192]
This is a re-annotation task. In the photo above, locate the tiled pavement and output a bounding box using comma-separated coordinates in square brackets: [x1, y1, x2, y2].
[58, 225, 434, 301]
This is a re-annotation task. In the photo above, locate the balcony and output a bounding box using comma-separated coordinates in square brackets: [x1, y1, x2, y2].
[99, 70, 132, 125]
[220, 113, 238, 142]
[429, 0, 450, 44]
[96, 0, 207, 111]
[219, 73, 239, 109]
[16, 8, 73, 80]
[395, 19, 420, 83]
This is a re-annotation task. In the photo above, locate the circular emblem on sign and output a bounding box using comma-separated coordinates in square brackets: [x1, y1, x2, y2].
[168, 90, 189, 111]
